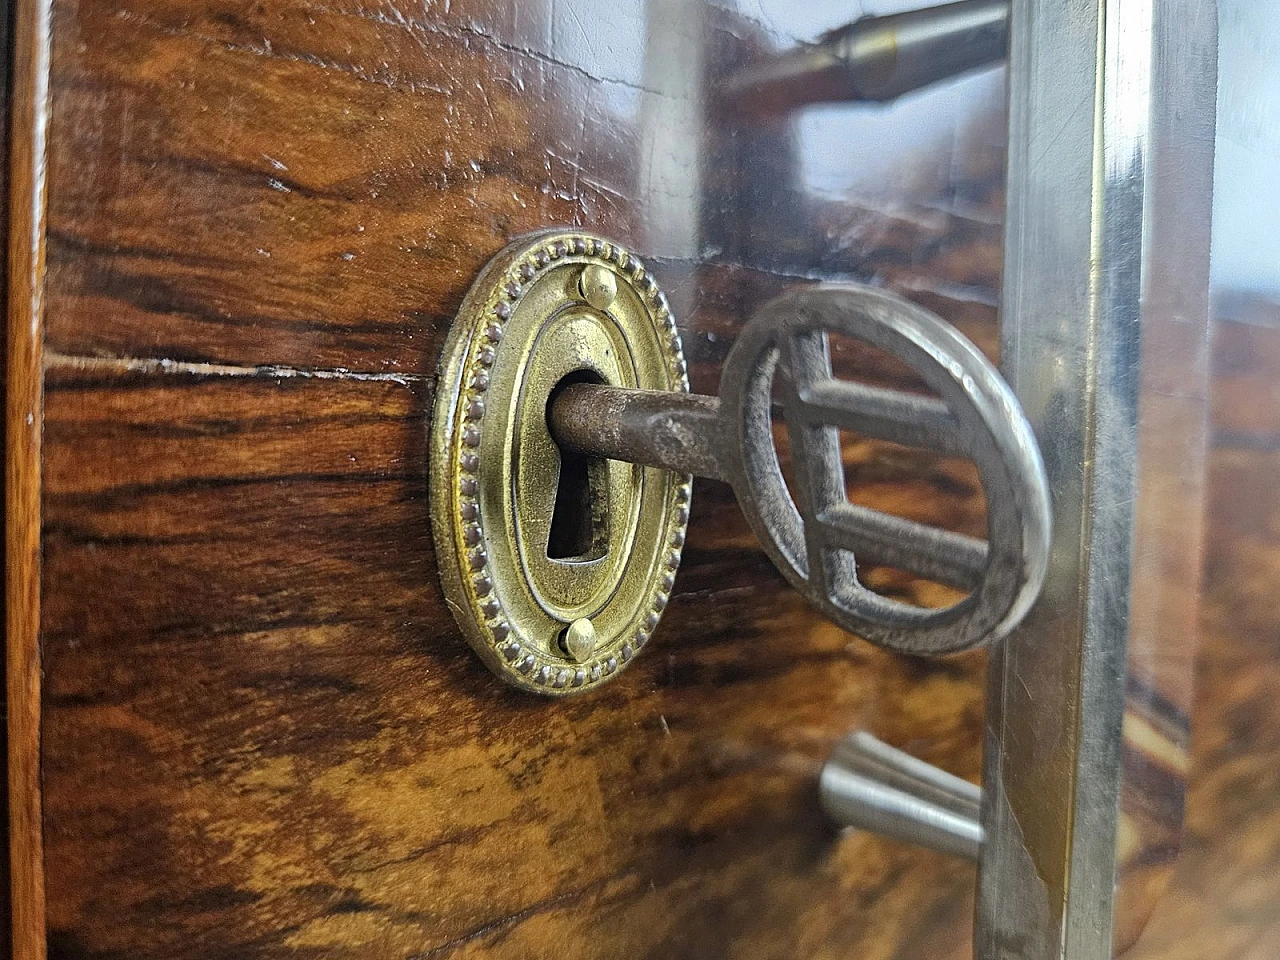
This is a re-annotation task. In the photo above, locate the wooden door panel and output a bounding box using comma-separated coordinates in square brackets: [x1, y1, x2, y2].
[48, 0, 641, 370]
[40, 368, 985, 957]
[31, 0, 1009, 956]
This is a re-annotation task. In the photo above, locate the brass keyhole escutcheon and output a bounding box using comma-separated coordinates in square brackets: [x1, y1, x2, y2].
[430, 231, 690, 695]
[435, 233, 1050, 691]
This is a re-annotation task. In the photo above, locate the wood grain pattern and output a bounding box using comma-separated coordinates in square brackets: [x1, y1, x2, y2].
[42, 0, 1006, 373]
[30, 0, 1012, 954]
[39, 360, 988, 959]
[1120, 311, 1280, 959]
[18, 0, 1233, 953]
[6, 0, 52, 953]
[0, 0, 16, 954]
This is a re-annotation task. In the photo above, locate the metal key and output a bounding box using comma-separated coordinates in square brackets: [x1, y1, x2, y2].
[549, 283, 1051, 656]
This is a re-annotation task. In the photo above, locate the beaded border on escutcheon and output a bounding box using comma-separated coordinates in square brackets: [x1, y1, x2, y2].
[449, 232, 692, 694]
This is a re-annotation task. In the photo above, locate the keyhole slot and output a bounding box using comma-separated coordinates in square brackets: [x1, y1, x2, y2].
[547, 370, 609, 561]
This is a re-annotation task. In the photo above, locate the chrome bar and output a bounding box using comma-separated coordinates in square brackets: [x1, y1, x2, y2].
[977, 0, 1217, 957]
[721, 0, 1009, 118]
[828, 732, 982, 820]
[820, 733, 984, 862]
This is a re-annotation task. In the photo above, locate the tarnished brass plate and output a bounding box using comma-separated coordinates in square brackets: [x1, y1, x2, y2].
[430, 231, 691, 694]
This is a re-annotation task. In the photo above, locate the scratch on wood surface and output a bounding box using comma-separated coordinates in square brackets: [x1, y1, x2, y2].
[44, 349, 430, 385]
[310, 0, 681, 99]
[406, 867, 641, 958]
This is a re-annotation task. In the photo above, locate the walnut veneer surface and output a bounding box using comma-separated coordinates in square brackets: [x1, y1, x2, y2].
[8, 0, 1279, 957]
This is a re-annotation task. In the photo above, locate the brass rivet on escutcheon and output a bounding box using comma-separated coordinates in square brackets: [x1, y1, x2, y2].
[430, 230, 691, 696]
[578, 264, 617, 310]
[562, 619, 597, 662]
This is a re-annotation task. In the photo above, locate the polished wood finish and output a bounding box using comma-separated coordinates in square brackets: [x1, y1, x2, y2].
[13, 0, 1254, 956]
[6, 0, 52, 953]
[37, 331, 990, 959]
[1123, 310, 1280, 959]
[29, 0, 1008, 956]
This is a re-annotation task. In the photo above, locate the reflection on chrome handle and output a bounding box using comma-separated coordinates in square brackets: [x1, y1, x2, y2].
[819, 731, 983, 861]
[721, 0, 1009, 118]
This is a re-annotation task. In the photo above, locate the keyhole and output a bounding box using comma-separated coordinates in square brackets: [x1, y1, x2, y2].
[547, 370, 609, 561]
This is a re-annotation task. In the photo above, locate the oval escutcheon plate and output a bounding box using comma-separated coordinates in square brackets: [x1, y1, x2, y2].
[430, 231, 691, 695]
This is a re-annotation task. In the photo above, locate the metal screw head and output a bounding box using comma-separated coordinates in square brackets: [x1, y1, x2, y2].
[578, 265, 617, 310]
[562, 618, 597, 662]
